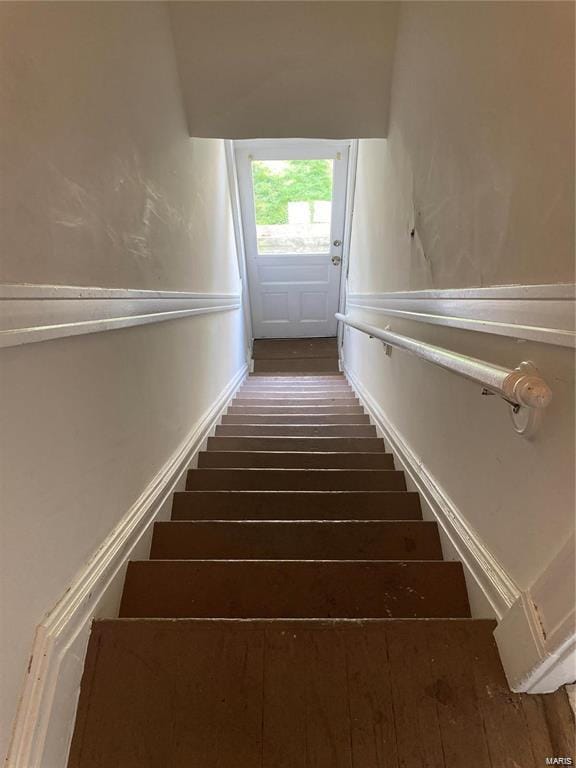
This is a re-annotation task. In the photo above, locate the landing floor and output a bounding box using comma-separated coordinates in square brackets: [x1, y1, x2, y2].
[68, 619, 574, 767]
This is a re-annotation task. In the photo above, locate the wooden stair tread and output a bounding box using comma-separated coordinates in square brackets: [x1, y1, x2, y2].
[67, 618, 574, 768]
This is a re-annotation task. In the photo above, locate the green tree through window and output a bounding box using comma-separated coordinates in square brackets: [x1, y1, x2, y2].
[252, 160, 332, 225]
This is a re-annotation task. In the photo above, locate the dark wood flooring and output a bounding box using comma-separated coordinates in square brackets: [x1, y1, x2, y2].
[68, 619, 573, 768]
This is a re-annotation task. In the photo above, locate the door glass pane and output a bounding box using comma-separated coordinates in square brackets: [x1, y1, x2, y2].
[252, 159, 333, 255]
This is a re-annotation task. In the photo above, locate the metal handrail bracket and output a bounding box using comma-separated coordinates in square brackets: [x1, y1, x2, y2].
[336, 312, 552, 437]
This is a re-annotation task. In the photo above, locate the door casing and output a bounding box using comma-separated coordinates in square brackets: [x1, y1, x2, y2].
[229, 139, 358, 340]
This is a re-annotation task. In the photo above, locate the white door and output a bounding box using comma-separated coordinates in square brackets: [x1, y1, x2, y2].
[235, 140, 350, 338]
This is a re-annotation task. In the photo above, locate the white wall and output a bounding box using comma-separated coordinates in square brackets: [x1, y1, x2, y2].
[0, 3, 247, 759]
[347, 2, 574, 292]
[343, 1, 575, 680]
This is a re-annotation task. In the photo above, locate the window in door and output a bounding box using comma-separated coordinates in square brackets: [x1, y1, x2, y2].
[251, 159, 334, 255]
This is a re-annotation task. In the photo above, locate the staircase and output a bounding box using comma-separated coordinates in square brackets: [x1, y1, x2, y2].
[68, 338, 573, 767]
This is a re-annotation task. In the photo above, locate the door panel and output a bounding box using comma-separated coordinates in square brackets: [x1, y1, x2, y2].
[301, 291, 327, 322]
[261, 292, 290, 324]
[235, 140, 350, 339]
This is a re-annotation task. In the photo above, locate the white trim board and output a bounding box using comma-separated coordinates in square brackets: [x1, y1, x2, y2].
[495, 533, 576, 693]
[347, 283, 576, 348]
[225, 140, 254, 352]
[337, 139, 359, 352]
[5, 362, 248, 768]
[344, 362, 576, 694]
[0, 283, 241, 349]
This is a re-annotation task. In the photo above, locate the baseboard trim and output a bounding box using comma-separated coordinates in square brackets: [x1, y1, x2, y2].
[5, 362, 248, 768]
[344, 364, 519, 619]
[494, 533, 576, 693]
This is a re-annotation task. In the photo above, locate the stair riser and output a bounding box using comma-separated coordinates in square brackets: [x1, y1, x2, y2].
[248, 375, 344, 381]
[254, 359, 340, 373]
[120, 561, 470, 619]
[236, 392, 355, 399]
[241, 379, 349, 386]
[207, 437, 386, 452]
[230, 397, 359, 408]
[239, 384, 352, 390]
[171, 491, 422, 520]
[197, 452, 394, 469]
[222, 415, 370, 425]
[253, 339, 338, 359]
[227, 406, 365, 415]
[150, 521, 443, 560]
[242, 378, 352, 390]
[186, 469, 405, 491]
[238, 391, 353, 397]
[216, 425, 376, 437]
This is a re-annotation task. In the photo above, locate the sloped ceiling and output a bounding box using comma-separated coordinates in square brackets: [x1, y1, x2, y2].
[168, 1, 399, 138]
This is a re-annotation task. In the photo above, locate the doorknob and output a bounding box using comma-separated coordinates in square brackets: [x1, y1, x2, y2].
[333, 240, 342, 247]
[331, 254, 342, 266]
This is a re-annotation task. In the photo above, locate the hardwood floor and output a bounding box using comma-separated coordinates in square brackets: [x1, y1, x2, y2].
[68, 620, 573, 768]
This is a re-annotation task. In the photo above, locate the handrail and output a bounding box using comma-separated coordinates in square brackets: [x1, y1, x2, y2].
[335, 313, 552, 435]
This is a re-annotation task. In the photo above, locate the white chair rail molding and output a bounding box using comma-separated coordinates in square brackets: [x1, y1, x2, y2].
[345, 283, 576, 348]
[0, 283, 242, 348]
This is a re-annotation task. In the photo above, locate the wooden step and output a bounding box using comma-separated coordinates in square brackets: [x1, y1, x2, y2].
[240, 381, 351, 389]
[240, 382, 351, 390]
[235, 391, 355, 399]
[222, 414, 370, 425]
[253, 338, 338, 359]
[198, 451, 394, 469]
[241, 379, 350, 387]
[250, 372, 343, 378]
[171, 490, 422, 520]
[254, 358, 340, 373]
[150, 521, 443, 560]
[68, 619, 574, 768]
[119, 560, 471, 618]
[185, 468, 405, 491]
[207, 436, 386, 452]
[248, 374, 345, 381]
[238, 389, 354, 397]
[227, 405, 365, 415]
[215, 424, 376, 437]
[230, 397, 359, 407]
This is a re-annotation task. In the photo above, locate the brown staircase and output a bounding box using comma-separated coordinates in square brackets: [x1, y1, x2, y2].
[68, 338, 574, 767]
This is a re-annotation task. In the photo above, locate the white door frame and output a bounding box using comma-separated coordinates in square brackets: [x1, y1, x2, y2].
[224, 140, 253, 360]
[337, 138, 358, 352]
[226, 139, 358, 341]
